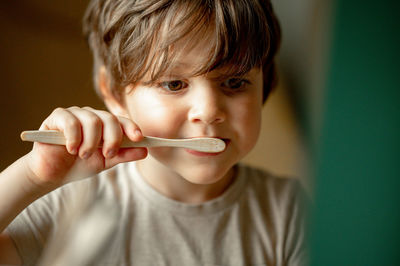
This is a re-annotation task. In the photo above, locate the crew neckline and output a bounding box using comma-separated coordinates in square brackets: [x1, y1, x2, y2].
[125, 161, 248, 216]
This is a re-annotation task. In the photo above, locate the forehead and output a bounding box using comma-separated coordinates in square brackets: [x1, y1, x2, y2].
[139, 1, 267, 84]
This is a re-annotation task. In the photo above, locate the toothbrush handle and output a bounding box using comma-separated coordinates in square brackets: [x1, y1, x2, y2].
[20, 130, 226, 153]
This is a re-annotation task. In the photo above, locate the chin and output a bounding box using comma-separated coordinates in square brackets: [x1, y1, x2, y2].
[175, 163, 233, 185]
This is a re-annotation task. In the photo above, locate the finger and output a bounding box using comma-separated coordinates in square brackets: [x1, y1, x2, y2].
[41, 107, 82, 155]
[105, 147, 148, 169]
[83, 107, 123, 158]
[68, 107, 102, 159]
[118, 116, 143, 142]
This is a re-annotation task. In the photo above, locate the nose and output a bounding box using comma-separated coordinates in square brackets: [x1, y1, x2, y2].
[187, 86, 226, 125]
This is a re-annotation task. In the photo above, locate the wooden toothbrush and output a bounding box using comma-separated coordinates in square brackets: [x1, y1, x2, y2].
[20, 130, 226, 153]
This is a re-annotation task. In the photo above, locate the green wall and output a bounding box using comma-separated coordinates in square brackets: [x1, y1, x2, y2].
[310, 0, 400, 265]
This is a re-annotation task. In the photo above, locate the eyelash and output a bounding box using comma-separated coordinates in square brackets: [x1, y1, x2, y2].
[158, 80, 188, 93]
[222, 78, 250, 91]
[156, 78, 250, 94]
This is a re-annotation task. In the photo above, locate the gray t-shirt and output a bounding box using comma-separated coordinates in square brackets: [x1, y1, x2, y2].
[7, 162, 307, 265]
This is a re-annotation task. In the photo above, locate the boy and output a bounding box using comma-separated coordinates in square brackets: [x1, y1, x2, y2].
[0, 0, 306, 265]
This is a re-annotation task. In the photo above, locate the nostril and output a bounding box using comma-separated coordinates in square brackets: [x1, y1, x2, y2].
[190, 116, 224, 125]
[188, 104, 226, 125]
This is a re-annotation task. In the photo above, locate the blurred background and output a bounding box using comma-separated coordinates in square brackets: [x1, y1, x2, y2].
[1, 0, 399, 264]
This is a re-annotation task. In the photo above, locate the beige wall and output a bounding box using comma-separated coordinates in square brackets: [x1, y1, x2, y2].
[242, 81, 307, 179]
[0, 1, 307, 181]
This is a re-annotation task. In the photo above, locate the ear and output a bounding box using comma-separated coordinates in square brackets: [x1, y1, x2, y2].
[98, 66, 129, 118]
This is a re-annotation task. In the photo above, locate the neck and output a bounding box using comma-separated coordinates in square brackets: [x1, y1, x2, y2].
[136, 156, 235, 204]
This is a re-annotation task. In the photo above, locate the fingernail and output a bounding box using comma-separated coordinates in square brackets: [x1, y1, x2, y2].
[106, 149, 116, 158]
[70, 147, 77, 155]
[82, 152, 91, 159]
[135, 129, 142, 138]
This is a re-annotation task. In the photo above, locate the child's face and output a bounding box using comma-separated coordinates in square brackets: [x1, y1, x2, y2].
[119, 38, 263, 185]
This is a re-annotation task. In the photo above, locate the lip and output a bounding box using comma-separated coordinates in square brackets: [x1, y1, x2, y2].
[184, 138, 230, 157]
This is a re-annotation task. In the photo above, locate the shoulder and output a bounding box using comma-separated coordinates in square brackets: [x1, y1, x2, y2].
[238, 164, 305, 200]
[236, 163, 309, 218]
[235, 164, 308, 263]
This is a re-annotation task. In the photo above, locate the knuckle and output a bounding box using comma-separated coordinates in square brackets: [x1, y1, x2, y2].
[87, 115, 102, 128]
[82, 106, 93, 111]
[65, 118, 80, 129]
[52, 107, 65, 115]
[67, 106, 80, 111]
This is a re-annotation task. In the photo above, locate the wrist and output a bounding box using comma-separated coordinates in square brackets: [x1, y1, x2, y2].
[21, 153, 61, 195]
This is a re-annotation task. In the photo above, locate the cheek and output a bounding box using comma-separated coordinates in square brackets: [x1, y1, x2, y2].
[125, 91, 184, 138]
[230, 94, 262, 151]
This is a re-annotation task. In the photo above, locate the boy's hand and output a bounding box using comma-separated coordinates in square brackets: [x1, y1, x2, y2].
[24, 106, 147, 187]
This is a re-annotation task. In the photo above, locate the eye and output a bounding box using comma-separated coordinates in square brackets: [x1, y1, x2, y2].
[159, 80, 187, 92]
[222, 78, 249, 90]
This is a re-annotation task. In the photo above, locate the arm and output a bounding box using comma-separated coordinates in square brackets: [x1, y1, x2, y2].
[0, 155, 54, 265]
[0, 155, 56, 234]
[0, 106, 147, 264]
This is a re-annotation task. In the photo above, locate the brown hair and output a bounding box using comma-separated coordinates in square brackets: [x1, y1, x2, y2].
[83, 0, 281, 103]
